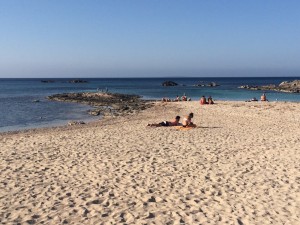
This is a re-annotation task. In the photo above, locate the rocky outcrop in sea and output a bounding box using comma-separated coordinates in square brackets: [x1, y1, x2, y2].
[238, 80, 300, 93]
[47, 92, 154, 117]
[162, 81, 178, 86]
[41, 80, 55, 83]
[194, 82, 220, 87]
[68, 80, 88, 83]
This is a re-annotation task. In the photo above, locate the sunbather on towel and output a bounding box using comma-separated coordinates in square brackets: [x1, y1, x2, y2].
[182, 113, 195, 127]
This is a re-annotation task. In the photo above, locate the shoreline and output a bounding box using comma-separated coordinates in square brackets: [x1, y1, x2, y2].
[1, 99, 299, 135]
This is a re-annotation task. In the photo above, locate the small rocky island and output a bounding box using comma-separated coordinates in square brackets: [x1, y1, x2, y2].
[68, 79, 88, 83]
[162, 81, 178, 86]
[239, 80, 300, 93]
[47, 92, 154, 117]
[41, 80, 55, 83]
[194, 82, 220, 87]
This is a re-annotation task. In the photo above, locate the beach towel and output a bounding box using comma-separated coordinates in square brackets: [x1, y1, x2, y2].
[175, 125, 197, 130]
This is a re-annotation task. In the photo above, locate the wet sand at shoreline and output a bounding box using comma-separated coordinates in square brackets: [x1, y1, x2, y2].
[1, 101, 299, 224]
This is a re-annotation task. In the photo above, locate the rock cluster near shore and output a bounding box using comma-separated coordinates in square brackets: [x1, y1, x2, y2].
[47, 92, 154, 117]
[68, 121, 86, 126]
[194, 82, 219, 87]
[161, 80, 220, 87]
[239, 80, 300, 93]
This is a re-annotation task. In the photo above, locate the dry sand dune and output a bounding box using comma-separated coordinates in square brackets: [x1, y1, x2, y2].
[0, 101, 300, 224]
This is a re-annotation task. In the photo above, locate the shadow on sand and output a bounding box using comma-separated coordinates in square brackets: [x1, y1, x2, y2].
[198, 126, 222, 129]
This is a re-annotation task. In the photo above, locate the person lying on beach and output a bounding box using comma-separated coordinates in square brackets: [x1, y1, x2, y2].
[182, 113, 195, 127]
[147, 116, 181, 127]
[245, 97, 259, 102]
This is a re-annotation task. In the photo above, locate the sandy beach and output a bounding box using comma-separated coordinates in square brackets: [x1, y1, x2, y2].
[0, 101, 299, 225]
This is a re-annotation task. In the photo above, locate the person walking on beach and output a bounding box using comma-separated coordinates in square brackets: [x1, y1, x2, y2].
[147, 116, 181, 127]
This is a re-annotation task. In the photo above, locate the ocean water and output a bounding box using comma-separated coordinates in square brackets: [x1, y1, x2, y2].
[0, 77, 299, 132]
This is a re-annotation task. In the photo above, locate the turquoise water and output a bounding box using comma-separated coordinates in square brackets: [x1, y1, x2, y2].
[0, 77, 299, 132]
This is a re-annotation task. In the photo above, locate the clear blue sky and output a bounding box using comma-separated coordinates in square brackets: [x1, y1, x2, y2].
[0, 0, 299, 77]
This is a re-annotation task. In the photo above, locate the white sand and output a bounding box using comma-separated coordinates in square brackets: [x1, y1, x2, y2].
[0, 101, 299, 224]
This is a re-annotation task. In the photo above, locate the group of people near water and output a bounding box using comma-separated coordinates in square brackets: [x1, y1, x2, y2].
[151, 95, 216, 128]
[150, 92, 270, 128]
[163, 92, 269, 104]
[199, 96, 214, 105]
[162, 94, 215, 104]
[147, 113, 195, 128]
[162, 94, 191, 102]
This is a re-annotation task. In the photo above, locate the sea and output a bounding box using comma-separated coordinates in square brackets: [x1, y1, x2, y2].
[0, 77, 299, 132]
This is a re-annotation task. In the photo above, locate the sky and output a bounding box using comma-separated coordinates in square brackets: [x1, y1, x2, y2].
[0, 0, 300, 78]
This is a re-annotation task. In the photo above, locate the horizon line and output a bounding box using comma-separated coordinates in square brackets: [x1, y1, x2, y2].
[1, 75, 300, 79]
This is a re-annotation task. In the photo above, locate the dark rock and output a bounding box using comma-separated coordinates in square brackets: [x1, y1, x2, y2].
[146, 212, 155, 219]
[26, 220, 36, 224]
[68, 80, 88, 83]
[162, 81, 178, 86]
[83, 208, 89, 217]
[88, 109, 101, 116]
[238, 85, 258, 89]
[195, 81, 220, 87]
[148, 196, 156, 202]
[41, 80, 55, 83]
[90, 199, 102, 204]
[31, 215, 40, 219]
[195, 83, 205, 87]
[208, 82, 219, 87]
[121, 105, 129, 111]
[237, 218, 244, 225]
